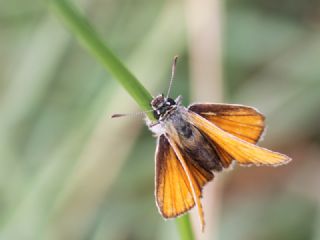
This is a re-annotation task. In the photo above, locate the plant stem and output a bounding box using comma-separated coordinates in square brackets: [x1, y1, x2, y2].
[176, 215, 195, 240]
[50, 0, 154, 119]
[50, 0, 195, 239]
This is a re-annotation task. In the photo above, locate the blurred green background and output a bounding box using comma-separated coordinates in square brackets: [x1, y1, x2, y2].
[1, 0, 320, 239]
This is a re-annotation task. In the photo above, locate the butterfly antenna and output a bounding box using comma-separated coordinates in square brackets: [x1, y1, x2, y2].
[111, 110, 153, 119]
[166, 55, 179, 98]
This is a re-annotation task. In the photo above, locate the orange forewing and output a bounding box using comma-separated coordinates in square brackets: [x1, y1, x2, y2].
[155, 135, 213, 230]
[189, 103, 265, 144]
[189, 104, 266, 167]
[155, 135, 194, 217]
[188, 111, 291, 166]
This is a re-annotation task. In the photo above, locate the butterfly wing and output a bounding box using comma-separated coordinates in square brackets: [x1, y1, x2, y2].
[189, 103, 265, 144]
[155, 134, 213, 229]
[187, 111, 291, 166]
[189, 103, 266, 167]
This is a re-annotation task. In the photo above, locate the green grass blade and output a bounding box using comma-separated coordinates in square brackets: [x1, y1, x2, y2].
[176, 215, 195, 240]
[50, 0, 154, 119]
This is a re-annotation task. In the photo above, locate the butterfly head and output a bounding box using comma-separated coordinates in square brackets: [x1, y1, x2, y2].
[151, 94, 177, 120]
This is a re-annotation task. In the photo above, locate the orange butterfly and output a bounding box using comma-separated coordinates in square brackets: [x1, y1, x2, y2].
[146, 56, 291, 231]
[113, 56, 291, 231]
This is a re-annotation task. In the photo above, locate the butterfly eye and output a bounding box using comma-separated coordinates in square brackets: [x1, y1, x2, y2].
[153, 110, 160, 119]
[167, 98, 176, 106]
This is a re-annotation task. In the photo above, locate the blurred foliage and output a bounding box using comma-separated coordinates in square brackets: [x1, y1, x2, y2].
[0, 0, 319, 240]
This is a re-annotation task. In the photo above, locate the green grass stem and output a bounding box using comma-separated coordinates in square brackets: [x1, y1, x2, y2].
[176, 215, 195, 240]
[50, 0, 154, 119]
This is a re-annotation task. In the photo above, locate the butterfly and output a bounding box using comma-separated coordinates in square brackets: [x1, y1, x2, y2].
[114, 56, 291, 231]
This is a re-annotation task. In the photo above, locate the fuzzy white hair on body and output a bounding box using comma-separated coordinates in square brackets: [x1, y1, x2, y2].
[145, 117, 165, 137]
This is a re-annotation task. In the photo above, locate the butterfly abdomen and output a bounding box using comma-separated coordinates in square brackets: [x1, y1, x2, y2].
[165, 107, 223, 172]
[176, 121, 193, 138]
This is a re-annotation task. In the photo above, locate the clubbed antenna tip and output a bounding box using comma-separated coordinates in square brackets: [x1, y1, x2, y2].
[166, 55, 179, 98]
